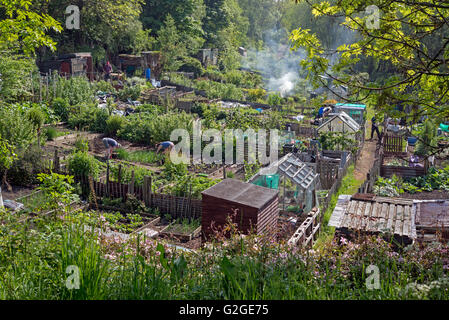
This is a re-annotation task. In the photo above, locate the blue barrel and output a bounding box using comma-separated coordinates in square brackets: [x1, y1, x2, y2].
[145, 68, 151, 80]
[407, 136, 418, 146]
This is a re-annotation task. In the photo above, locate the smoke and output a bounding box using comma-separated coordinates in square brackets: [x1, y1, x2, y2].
[242, 24, 357, 97]
[242, 28, 307, 97]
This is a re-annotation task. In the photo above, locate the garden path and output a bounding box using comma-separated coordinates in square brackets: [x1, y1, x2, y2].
[353, 139, 377, 182]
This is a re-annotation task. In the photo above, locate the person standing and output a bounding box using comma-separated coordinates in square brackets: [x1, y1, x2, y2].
[104, 61, 112, 81]
[103, 137, 121, 159]
[370, 116, 381, 140]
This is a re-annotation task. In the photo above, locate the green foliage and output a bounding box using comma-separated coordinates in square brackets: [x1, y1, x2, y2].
[36, 172, 79, 209]
[0, 53, 37, 102]
[116, 149, 164, 165]
[415, 120, 437, 157]
[0, 0, 62, 55]
[74, 136, 89, 153]
[165, 175, 220, 198]
[68, 105, 108, 133]
[267, 93, 282, 106]
[195, 79, 244, 100]
[118, 112, 194, 145]
[246, 88, 267, 102]
[51, 76, 95, 106]
[0, 105, 37, 149]
[106, 115, 125, 136]
[0, 135, 16, 172]
[67, 152, 101, 179]
[244, 161, 260, 181]
[117, 85, 142, 102]
[7, 146, 48, 186]
[319, 131, 357, 153]
[52, 98, 70, 122]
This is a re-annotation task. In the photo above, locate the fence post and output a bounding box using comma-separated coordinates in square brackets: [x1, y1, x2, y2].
[149, 176, 152, 206]
[54, 149, 60, 173]
[106, 161, 110, 197]
[117, 164, 122, 183]
[129, 170, 135, 195]
[143, 176, 150, 206]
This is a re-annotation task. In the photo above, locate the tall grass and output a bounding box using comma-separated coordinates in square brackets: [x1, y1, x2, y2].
[1, 198, 448, 300]
[116, 149, 164, 165]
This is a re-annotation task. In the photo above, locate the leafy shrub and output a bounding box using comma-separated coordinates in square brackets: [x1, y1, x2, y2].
[7, 146, 49, 186]
[93, 81, 117, 94]
[117, 85, 142, 101]
[52, 98, 70, 122]
[106, 115, 125, 136]
[51, 75, 95, 106]
[45, 127, 59, 141]
[0, 53, 37, 102]
[68, 105, 108, 133]
[74, 136, 89, 153]
[246, 88, 267, 102]
[179, 56, 204, 77]
[118, 112, 193, 145]
[67, 151, 101, 178]
[0, 105, 37, 149]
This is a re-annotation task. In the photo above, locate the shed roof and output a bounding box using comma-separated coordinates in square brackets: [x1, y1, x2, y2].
[318, 111, 360, 132]
[329, 195, 416, 239]
[201, 179, 278, 210]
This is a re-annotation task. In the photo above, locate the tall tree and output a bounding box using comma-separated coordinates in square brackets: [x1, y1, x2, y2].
[0, 0, 62, 56]
[291, 0, 449, 123]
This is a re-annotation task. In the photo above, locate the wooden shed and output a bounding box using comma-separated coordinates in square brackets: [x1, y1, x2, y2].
[201, 179, 279, 241]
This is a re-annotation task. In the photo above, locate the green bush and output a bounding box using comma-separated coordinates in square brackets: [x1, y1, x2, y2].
[51, 75, 95, 106]
[52, 98, 70, 122]
[7, 146, 49, 186]
[68, 105, 108, 133]
[118, 112, 193, 145]
[179, 56, 204, 77]
[74, 136, 89, 153]
[0, 105, 37, 149]
[67, 151, 101, 178]
[44, 127, 59, 141]
[106, 115, 125, 136]
[117, 85, 142, 101]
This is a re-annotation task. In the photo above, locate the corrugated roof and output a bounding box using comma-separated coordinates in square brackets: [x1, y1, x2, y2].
[318, 111, 361, 132]
[329, 196, 416, 239]
[201, 179, 278, 209]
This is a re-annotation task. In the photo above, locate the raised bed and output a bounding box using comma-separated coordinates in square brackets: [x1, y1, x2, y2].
[160, 223, 202, 242]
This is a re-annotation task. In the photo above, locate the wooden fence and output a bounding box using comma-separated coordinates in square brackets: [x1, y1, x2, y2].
[383, 134, 404, 155]
[380, 135, 428, 178]
[78, 175, 202, 220]
[358, 144, 382, 193]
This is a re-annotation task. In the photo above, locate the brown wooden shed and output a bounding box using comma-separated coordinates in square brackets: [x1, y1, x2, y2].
[201, 179, 279, 241]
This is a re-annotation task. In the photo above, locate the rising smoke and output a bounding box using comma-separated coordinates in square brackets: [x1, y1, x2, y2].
[242, 23, 357, 97]
[242, 28, 307, 97]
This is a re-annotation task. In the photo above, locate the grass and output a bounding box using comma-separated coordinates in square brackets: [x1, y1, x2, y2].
[1, 209, 448, 300]
[166, 218, 200, 234]
[18, 191, 50, 213]
[314, 164, 363, 249]
[116, 148, 164, 165]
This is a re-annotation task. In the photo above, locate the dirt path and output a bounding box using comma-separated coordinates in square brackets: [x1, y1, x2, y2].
[353, 139, 377, 182]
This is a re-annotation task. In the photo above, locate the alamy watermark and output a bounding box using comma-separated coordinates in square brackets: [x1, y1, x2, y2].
[66, 265, 80, 290]
[169, 121, 279, 168]
[65, 5, 80, 30]
[365, 5, 380, 30]
[365, 264, 380, 290]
